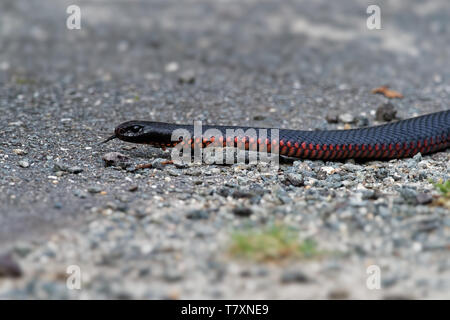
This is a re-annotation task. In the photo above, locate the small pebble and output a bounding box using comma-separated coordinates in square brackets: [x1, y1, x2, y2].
[399, 187, 418, 205]
[18, 160, 29, 168]
[102, 152, 129, 167]
[67, 166, 83, 174]
[232, 207, 253, 217]
[186, 209, 209, 220]
[416, 193, 433, 205]
[13, 149, 27, 155]
[0, 253, 22, 278]
[128, 185, 139, 192]
[178, 70, 196, 84]
[325, 111, 339, 124]
[88, 186, 103, 194]
[286, 172, 304, 187]
[338, 113, 355, 124]
[73, 189, 87, 198]
[376, 103, 397, 122]
[165, 61, 179, 73]
[53, 162, 69, 172]
[356, 116, 369, 127]
[163, 269, 183, 282]
[280, 270, 310, 284]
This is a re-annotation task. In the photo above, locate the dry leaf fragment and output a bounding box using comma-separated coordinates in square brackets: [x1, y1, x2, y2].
[371, 86, 404, 99]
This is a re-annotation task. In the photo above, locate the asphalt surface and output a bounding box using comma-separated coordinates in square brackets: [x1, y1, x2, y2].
[0, 0, 449, 299]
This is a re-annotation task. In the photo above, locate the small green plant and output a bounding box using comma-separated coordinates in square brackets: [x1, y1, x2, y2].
[431, 179, 450, 209]
[228, 224, 319, 262]
[434, 180, 450, 197]
[15, 77, 35, 85]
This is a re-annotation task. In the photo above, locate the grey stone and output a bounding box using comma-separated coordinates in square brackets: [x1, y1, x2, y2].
[376, 103, 397, 122]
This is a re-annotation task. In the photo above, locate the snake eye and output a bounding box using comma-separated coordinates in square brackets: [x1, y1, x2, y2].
[130, 125, 142, 133]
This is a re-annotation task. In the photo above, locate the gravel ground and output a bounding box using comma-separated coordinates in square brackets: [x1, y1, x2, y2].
[0, 0, 449, 299]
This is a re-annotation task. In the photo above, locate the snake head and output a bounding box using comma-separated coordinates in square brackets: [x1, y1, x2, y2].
[100, 121, 145, 144]
[101, 120, 182, 146]
[114, 121, 145, 139]
[110, 120, 174, 145]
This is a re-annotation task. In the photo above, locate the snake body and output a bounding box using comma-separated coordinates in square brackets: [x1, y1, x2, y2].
[103, 110, 450, 160]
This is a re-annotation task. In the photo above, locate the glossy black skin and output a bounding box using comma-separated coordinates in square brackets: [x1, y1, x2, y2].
[108, 120, 274, 146]
[115, 120, 173, 144]
[101, 120, 188, 146]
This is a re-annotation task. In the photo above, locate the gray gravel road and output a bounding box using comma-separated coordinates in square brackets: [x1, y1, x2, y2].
[0, 0, 449, 299]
